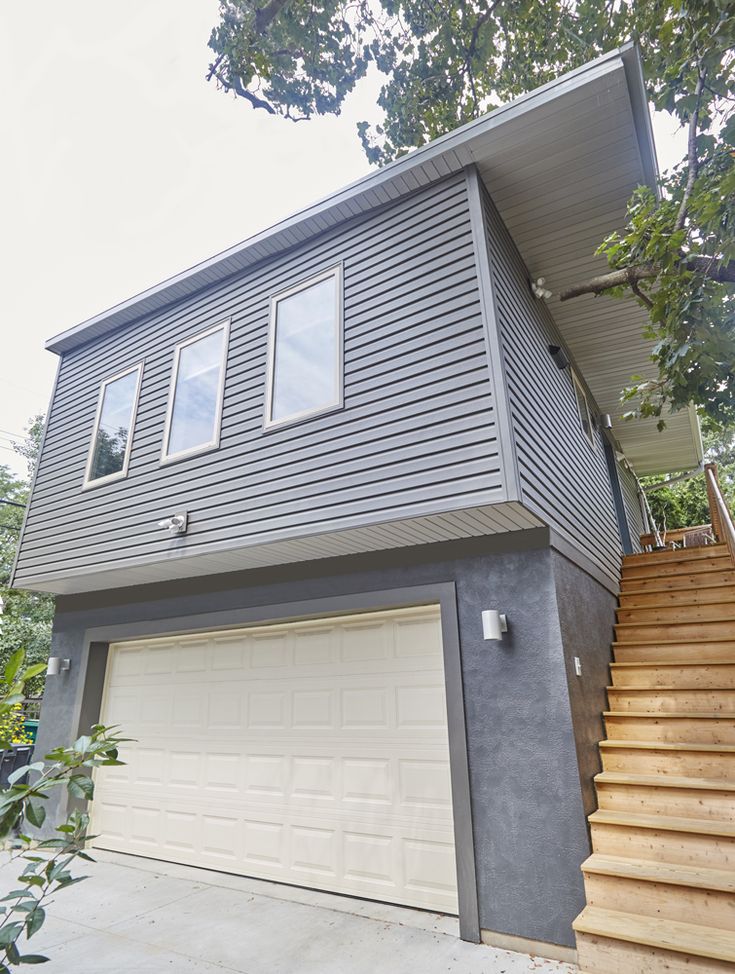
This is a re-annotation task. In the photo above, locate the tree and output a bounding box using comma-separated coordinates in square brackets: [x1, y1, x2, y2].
[0, 419, 53, 699]
[644, 423, 735, 531]
[207, 0, 734, 428]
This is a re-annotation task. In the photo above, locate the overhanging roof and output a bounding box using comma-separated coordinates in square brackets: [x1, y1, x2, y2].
[46, 42, 701, 477]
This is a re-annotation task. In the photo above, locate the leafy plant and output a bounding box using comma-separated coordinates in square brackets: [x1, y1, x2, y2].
[0, 650, 127, 970]
[0, 418, 53, 700]
[0, 709, 32, 749]
[206, 0, 735, 428]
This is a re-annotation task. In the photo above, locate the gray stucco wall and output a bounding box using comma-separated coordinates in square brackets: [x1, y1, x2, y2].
[37, 531, 592, 948]
[551, 550, 617, 817]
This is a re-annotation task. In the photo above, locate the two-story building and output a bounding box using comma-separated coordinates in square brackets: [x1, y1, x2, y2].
[13, 43, 702, 957]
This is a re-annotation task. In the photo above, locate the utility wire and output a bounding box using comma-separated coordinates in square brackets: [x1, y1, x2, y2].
[0, 500, 25, 509]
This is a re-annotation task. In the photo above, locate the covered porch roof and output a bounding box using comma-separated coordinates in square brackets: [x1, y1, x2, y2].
[46, 42, 701, 477]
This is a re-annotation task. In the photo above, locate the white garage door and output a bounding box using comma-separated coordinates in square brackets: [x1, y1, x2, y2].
[91, 606, 458, 913]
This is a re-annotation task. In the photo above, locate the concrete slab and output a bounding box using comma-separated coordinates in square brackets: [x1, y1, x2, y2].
[0, 852, 579, 973]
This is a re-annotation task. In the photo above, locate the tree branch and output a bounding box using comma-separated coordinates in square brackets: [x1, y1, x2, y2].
[254, 0, 292, 34]
[559, 256, 735, 301]
[675, 65, 706, 232]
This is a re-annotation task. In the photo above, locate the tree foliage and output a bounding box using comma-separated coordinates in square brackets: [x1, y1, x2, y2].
[208, 0, 735, 427]
[644, 424, 735, 531]
[0, 419, 53, 699]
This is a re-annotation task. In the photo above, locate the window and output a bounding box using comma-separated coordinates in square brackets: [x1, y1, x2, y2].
[162, 321, 229, 463]
[265, 266, 343, 428]
[571, 370, 596, 447]
[84, 363, 143, 488]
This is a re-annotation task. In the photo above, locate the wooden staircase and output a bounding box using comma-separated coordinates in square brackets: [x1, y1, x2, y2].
[573, 543, 735, 973]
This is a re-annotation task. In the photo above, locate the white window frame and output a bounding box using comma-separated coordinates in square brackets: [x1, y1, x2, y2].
[264, 264, 344, 431]
[83, 362, 144, 490]
[161, 319, 230, 465]
[571, 369, 596, 448]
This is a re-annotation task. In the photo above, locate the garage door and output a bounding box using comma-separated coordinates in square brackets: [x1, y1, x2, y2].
[91, 606, 458, 913]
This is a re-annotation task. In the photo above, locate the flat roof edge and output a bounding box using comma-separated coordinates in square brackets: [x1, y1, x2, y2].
[46, 43, 639, 356]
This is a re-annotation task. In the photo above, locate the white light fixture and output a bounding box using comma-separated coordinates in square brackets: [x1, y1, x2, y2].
[158, 512, 188, 535]
[47, 657, 71, 676]
[482, 610, 508, 640]
[601, 413, 613, 429]
[531, 277, 552, 300]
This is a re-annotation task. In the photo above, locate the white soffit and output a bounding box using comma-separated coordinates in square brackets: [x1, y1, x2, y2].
[476, 58, 702, 476]
[45, 44, 701, 476]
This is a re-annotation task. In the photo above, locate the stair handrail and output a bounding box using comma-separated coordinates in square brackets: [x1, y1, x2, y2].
[705, 462, 735, 567]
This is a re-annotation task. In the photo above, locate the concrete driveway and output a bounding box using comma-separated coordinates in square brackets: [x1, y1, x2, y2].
[0, 851, 579, 973]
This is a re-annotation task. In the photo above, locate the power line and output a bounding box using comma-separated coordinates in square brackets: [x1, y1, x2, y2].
[0, 500, 25, 509]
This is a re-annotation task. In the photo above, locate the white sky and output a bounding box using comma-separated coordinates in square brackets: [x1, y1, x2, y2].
[0, 2, 687, 479]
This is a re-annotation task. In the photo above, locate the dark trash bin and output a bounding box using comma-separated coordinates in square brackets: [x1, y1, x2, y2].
[0, 745, 34, 789]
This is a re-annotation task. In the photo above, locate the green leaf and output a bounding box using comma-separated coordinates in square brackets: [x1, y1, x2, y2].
[26, 906, 45, 939]
[17, 956, 49, 964]
[4, 649, 25, 685]
[24, 802, 46, 829]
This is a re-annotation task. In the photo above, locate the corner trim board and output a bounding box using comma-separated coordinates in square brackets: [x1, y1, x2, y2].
[464, 165, 521, 504]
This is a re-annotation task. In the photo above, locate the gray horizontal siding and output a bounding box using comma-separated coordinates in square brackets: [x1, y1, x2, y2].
[15, 174, 505, 586]
[617, 460, 644, 552]
[481, 184, 623, 585]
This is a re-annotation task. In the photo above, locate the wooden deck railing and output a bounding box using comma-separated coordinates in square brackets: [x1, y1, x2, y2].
[705, 462, 735, 568]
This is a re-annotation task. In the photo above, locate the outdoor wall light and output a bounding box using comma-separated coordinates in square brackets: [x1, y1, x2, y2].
[482, 610, 508, 641]
[46, 657, 71, 676]
[601, 413, 613, 429]
[158, 512, 188, 536]
[548, 345, 570, 370]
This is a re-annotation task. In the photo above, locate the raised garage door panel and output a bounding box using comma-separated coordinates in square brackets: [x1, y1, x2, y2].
[91, 606, 458, 912]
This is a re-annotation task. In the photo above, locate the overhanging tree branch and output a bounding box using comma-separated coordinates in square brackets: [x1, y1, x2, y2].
[559, 257, 735, 301]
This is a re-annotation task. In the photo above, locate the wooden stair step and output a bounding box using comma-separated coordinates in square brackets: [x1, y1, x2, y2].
[581, 853, 735, 892]
[613, 639, 735, 663]
[604, 711, 735, 744]
[622, 558, 733, 581]
[607, 686, 735, 713]
[589, 808, 735, 837]
[620, 570, 735, 593]
[595, 770, 735, 821]
[615, 619, 735, 642]
[596, 769, 735, 791]
[582, 858, 735, 930]
[574, 905, 735, 969]
[610, 661, 735, 689]
[588, 809, 735, 868]
[619, 585, 735, 607]
[617, 601, 735, 624]
[623, 545, 729, 567]
[599, 738, 735, 777]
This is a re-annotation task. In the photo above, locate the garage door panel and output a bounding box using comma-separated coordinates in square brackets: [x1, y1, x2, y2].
[91, 606, 457, 913]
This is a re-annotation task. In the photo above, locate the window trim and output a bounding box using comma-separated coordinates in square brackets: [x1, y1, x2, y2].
[83, 362, 144, 490]
[263, 264, 344, 431]
[571, 368, 596, 449]
[160, 319, 230, 466]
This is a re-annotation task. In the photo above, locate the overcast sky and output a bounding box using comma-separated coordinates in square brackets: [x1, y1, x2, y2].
[0, 2, 686, 479]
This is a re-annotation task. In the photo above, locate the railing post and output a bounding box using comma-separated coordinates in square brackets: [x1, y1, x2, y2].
[705, 462, 723, 542]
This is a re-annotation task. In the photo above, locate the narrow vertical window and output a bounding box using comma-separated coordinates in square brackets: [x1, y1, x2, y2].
[572, 370, 596, 448]
[84, 363, 143, 487]
[162, 321, 229, 462]
[265, 266, 343, 428]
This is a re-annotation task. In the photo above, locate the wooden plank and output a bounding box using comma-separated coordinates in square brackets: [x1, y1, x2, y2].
[604, 712, 735, 745]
